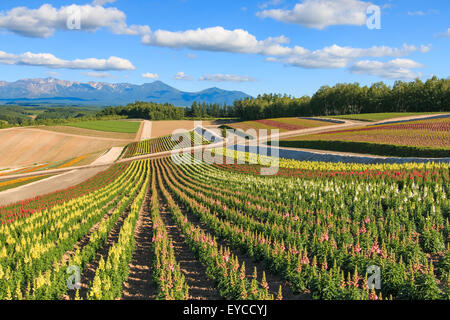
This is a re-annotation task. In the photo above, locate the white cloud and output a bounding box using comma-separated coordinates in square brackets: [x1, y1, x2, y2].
[174, 72, 193, 80]
[142, 72, 159, 79]
[0, 50, 135, 71]
[140, 25, 429, 71]
[199, 74, 257, 83]
[142, 27, 262, 53]
[186, 53, 198, 59]
[349, 58, 423, 79]
[257, 0, 372, 29]
[436, 28, 450, 38]
[266, 43, 430, 69]
[0, 4, 150, 38]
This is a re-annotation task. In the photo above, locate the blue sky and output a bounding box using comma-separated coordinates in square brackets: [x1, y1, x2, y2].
[0, 0, 448, 97]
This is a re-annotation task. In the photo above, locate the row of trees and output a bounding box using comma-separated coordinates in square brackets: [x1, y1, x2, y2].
[98, 101, 185, 120]
[235, 77, 449, 120]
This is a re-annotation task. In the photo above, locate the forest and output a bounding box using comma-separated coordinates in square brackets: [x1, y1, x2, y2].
[234, 77, 449, 120]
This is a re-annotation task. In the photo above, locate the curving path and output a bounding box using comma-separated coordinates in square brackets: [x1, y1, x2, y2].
[0, 167, 106, 206]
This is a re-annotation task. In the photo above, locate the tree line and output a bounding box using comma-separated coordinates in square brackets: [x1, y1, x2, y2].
[98, 77, 449, 121]
[234, 77, 449, 120]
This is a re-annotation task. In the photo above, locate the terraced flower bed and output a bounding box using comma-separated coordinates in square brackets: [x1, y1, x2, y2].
[280, 117, 450, 157]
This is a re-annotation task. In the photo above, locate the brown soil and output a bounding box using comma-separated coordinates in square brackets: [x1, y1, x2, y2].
[0, 128, 130, 168]
[40, 125, 138, 140]
[122, 189, 158, 300]
[156, 183, 222, 300]
[151, 120, 217, 139]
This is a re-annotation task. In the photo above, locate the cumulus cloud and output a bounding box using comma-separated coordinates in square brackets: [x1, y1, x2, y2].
[142, 72, 159, 79]
[349, 58, 423, 79]
[257, 0, 371, 29]
[0, 50, 135, 71]
[141, 26, 289, 55]
[174, 72, 193, 80]
[199, 74, 257, 83]
[265, 43, 430, 69]
[140, 25, 429, 71]
[0, 4, 150, 38]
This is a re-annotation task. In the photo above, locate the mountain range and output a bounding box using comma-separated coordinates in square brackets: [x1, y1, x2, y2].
[0, 78, 251, 106]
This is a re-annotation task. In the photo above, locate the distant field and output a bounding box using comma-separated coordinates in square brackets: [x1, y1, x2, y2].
[0, 175, 53, 192]
[280, 116, 450, 157]
[0, 127, 129, 168]
[326, 112, 448, 122]
[65, 120, 141, 133]
[229, 117, 335, 135]
[40, 125, 137, 140]
[151, 120, 217, 138]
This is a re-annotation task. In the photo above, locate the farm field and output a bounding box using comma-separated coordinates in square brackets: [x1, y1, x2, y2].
[123, 131, 211, 158]
[325, 112, 450, 122]
[151, 120, 218, 139]
[39, 125, 138, 140]
[228, 118, 337, 136]
[64, 120, 141, 134]
[0, 154, 448, 301]
[0, 175, 53, 193]
[0, 127, 130, 169]
[279, 116, 450, 158]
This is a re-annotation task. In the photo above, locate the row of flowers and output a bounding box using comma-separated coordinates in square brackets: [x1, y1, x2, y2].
[156, 160, 276, 300]
[0, 161, 146, 299]
[160, 156, 448, 300]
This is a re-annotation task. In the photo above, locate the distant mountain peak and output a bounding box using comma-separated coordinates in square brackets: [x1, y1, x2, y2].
[0, 78, 251, 106]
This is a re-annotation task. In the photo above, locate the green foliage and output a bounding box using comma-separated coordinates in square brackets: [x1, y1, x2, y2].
[65, 120, 141, 133]
[98, 101, 186, 120]
[234, 77, 449, 121]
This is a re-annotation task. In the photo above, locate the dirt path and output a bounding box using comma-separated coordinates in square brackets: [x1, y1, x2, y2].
[122, 188, 158, 300]
[140, 120, 153, 141]
[0, 167, 107, 206]
[159, 166, 307, 300]
[156, 183, 222, 300]
[91, 147, 124, 165]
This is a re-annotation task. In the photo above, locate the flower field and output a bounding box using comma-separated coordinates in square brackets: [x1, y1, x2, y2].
[229, 117, 335, 134]
[123, 131, 211, 158]
[0, 149, 448, 300]
[279, 117, 450, 157]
